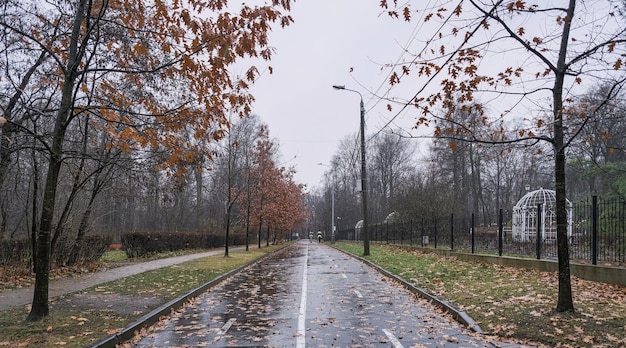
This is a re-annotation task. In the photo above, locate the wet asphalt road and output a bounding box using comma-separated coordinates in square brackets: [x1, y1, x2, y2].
[131, 241, 498, 347]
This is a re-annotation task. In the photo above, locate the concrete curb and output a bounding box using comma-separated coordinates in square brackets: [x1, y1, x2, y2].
[88, 245, 290, 348]
[331, 245, 483, 333]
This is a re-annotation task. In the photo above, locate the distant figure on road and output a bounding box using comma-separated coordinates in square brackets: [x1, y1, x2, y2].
[309, 231, 314, 243]
[317, 230, 323, 243]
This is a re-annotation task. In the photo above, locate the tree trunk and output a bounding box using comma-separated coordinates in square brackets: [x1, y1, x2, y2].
[68, 178, 100, 266]
[245, 170, 251, 252]
[225, 204, 231, 257]
[30, 147, 40, 272]
[552, 0, 576, 313]
[195, 164, 203, 229]
[257, 216, 263, 249]
[28, 124, 64, 321]
[27, 0, 87, 322]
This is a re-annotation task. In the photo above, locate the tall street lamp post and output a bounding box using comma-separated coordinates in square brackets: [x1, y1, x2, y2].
[317, 163, 335, 244]
[332, 85, 369, 256]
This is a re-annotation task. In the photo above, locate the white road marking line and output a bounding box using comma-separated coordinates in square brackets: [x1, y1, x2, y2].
[342, 273, 347, 279]
[383, 329, 404, 348]
[219, 318, 236, 335]
[296, 246, 308, 348]
[354, 290, 363, 298]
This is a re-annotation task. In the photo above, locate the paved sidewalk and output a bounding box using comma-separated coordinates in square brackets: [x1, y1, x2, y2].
[0, 247, 243, 311]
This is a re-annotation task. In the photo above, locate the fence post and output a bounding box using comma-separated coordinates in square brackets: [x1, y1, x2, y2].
[592, 195, 598, 265]
[536, 203, 542, 260]
[372, 224, 376, 242]
[471, 213, 475, 254]
[498, 208, 503, 256]
[450, 213, 454, 250]
[376, 224, 379, 243]
[385, 222, 389, 244]
[420, 218, 424, 247]
[434, 217, 438, 248]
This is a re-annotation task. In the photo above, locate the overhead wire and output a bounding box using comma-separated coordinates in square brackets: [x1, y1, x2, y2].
[363, 0, 465, 142]
[368, 0, 510, 143]
[345, 0, 440, 165]
[358, 0, 434, 114]
[368, 0, 465, 141]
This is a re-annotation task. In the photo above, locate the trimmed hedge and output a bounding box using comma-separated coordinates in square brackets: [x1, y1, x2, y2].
[0, 234, 113, 266]
[1, 231, 249, 263]
[53, 234, 113, 265]
[0, 238, 31, 265]
[121, 231, 247, 258]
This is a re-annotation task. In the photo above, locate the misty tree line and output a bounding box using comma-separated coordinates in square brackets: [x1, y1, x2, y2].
[0, 104, 301, 243]
[311, 83, 626, 234]
[0, 0, 299, 273]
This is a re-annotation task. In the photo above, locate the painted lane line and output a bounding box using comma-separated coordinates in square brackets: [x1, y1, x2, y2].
[354, 290, 363, 298]
[383, 329, 404, 348]
[219, 318, 236, 335]
[296, 246, 308, 348]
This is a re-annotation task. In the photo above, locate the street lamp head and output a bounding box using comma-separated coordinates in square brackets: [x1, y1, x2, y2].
[332, 85, 345, 90]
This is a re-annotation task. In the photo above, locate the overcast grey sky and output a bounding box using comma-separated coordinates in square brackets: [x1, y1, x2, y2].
[250, 0, 423, 190]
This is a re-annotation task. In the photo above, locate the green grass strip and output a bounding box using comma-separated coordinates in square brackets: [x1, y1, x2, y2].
[334, 242, 626, 348]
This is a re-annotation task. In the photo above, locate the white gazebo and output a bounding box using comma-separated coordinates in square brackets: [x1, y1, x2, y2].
[354, 220, 363, 240]
[383, 211, 400, 224]
[512, 188, 573, 242]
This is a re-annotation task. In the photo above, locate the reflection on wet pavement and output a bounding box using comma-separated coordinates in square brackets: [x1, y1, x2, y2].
[130, 242, 524, 347]
[133, 245, 304, 347]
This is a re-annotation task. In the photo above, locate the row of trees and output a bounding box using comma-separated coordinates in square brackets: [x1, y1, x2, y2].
[0, 0, 302, 321]
[312, 86, 626, 242]
[311, 0, 626, 315]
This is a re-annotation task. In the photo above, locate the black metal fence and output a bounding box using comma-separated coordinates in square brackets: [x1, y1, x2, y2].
[335, 196, 626, 266]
